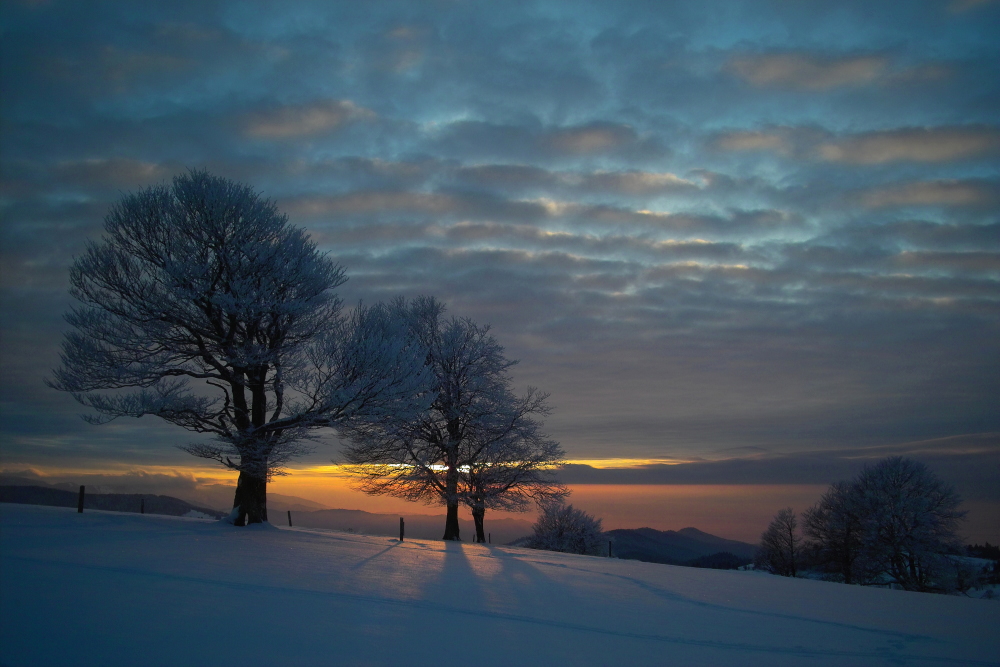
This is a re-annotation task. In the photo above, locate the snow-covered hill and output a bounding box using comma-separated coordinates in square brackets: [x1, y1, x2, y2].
[1, 504, 997, 667]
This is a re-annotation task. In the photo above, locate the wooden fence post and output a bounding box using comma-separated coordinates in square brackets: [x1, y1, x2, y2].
[488, 533, 491, 544]
[77, 485, 85, 513]
[399, 517, 405, 542]
[287, 510, 293, 527]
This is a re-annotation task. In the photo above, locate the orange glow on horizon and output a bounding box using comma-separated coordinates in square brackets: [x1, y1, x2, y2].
[7, 463, 997, 543]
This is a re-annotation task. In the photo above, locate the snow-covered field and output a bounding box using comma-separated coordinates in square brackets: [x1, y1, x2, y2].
[1, 504, 997, 667]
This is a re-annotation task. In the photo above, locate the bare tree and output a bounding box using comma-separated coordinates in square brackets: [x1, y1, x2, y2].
[461, 403, 568, 542]
[755, 507, 800, 577]
[342, 297, 561, 541]
[852, 457, 965, 592]
[803, 480, 871, 585]
[525, 500, 604, 556]
[48, 171, 430, 525]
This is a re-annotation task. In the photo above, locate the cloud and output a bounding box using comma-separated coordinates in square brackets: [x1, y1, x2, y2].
[892, 250, 1000, 274]
[429, 120, 667, 163]
[452, 165, 698, 199]
[818, 127, 1000, 164]
[372, 24, 429, 73]
[580, 171, 698, 195]
[820, 221, 1000, 251]
[713, 131, 795, 155]
[556, 433, 1000, 498]
[284, 190, 548, 223]
[861, 179, 1000, 208]
[96, 45, 191, 87]
[710, 126, 830, 159]
[52, 158, 174, 190]
[714, 125, 1000, 164]
[727, 53, 888, 90]
[244, 100, 375, 139]
[545, 122, 637, 154]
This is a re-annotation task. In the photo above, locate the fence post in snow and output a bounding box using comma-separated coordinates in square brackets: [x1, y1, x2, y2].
[77, 485, 85, 513]
[488, 533, 491, 544]
[400, 517, 404, 542]
[287, 510, 292, 527]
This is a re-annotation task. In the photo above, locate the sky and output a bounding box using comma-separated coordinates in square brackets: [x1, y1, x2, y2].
[1, 0, 998, 542]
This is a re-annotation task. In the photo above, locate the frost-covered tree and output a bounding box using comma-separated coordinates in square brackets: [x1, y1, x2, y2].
[755, 507, 800, 577]
[525, 500, 604, 555]
[462, 407, 568, 542]
[342, 297, 560, 541]
[851, 457, 965, 592]
[48, 171, 430, 525]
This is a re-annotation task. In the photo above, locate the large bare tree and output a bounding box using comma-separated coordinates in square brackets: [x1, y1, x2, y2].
[851, 457, 965, 591]
[49, 170, 430, 525]
[342, 297, 564, 541]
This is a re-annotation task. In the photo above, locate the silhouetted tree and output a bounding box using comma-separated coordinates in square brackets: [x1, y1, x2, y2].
[462, 416, 568, 542]
[49, 170, 430, 525]
[803, 481, 869, 584]
[851, 457, 965, 592]
[756, 507, 800, 576]
[342, 297, 560, 541]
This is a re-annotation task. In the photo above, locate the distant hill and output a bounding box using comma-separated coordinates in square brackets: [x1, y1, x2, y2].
[0, 485, 224, 519]
[0, 474, 337, 516]
[605, 527, 757, 569]
[284, 507, 534, 545]
[0, 475, 82, 492]
[265, 493, 332, 513]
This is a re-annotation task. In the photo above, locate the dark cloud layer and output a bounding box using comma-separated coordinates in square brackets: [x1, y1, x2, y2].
[557, 434, 1000, 500]
[1, 0, 998, 536]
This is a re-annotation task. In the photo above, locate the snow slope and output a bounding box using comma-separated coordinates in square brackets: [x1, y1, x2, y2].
[1, 504, 997, 667]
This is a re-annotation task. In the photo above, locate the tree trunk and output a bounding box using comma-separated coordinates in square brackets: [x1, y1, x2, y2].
[442, 440, 461, 540]
[443, 501, 461, 540]
[472, 507, 485, 543]
[232, 471, 268, 525]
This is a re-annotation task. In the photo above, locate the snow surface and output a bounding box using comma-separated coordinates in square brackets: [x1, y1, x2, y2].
[1, 504, 997, 667]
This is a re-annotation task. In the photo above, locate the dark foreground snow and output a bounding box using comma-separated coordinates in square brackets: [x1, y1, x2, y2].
[1, 504, 997, 667]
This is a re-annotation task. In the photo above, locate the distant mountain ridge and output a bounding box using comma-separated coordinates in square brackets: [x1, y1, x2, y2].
[606, 526, 757, 568]
[0, 485, 224, 519]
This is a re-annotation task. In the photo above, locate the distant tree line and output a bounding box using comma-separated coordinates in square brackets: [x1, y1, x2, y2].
[754, 457, 992, 594]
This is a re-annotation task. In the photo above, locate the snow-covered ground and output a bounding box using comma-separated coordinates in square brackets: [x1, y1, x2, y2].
[1, 504, 997, 667]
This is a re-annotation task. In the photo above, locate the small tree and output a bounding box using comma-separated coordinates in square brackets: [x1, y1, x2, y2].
[49, 171, 430, 525]
[756, 507, 800, 577]
[462, 411, 568, 542]
[343, 297, 559, 541]
[526, 500, 604, 556]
